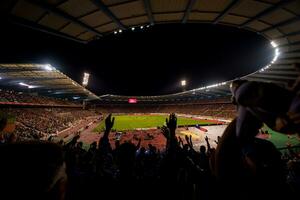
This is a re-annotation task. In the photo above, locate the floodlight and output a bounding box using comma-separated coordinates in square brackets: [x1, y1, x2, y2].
[114, 31, 117, 34]
[275, 48, 280, 56]
[19, 82, 27, 86]
[270, 41, 278, 48]
[44, 64, 53, 71]
[181, 80, 186, 86]
[131, 27, 135, 31]
[19, 82, 37, 88]
[118, 29, 122, 33]
[140, 25, 144, 29]
[82, 72, 90, 87]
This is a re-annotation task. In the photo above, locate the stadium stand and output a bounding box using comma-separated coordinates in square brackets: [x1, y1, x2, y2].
[0, 89, 78, 106]
[95, 103, 236, 119]
[0, 0, 300, 199]
[1, 107, 100, 140]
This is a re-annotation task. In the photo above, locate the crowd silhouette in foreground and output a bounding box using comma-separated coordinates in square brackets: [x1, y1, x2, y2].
[0, 64, 300, 200]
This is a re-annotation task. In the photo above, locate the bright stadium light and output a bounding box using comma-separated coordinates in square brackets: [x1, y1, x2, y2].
[275, 48, 280, 56]
[131, 27, 135, 31]
[181, 80, 186, 86]
[82, 72, 90, 87]
[43, 64, 54, 71]
[19, 82, 28, 86]
[19, 82, 38, 88]
[270, 41, 278, 48]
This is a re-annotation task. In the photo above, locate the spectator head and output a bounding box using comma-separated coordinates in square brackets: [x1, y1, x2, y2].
[230, 79, 248, 95]
[200, 145, 206, 154]
[76, 141, 83, 148]
[183, 144, 189, 152]
[140, 147, 146, 154]
[117, 142, 137, 178]
[115, 139, 120, 148]
[90, 141, 97, 149]
[230, 79, 248, 105]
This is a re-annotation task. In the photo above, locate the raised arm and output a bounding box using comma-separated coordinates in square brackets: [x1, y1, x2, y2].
[178, 136, 184, 148]
[99, 114, 115, 150]
[205, 136, 211, 152]
[161, 113, 178, 151]
[136, 138, 141, 150]
[103, 114, 115, 138]
[185, 135, 196, 153]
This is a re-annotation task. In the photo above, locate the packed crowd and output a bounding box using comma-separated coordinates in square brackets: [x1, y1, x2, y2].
[96, 103, 236, 119]
[0, 113, 299, 200]
[0, 89, 78, 105]
[1, 108, 99, 140]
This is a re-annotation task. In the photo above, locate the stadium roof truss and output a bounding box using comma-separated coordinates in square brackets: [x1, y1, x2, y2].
[0, 63, 99, 100]
[1, 0, 300, 102]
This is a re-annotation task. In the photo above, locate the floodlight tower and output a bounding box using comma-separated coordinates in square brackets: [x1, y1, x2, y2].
[82, 72, 90, 87]
[181, 80, 186, 91]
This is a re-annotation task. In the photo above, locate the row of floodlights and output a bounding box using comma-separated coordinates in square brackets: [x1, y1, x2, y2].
[259, 41, 280, 72]
[114, 24, 151, 35]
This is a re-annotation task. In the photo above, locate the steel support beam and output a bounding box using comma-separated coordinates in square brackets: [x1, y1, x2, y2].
[143, 0, 154, 25]
[273, 30, 300, 40]
[182, 0, 197, 23]
[261, 17, 299, 33]
[25, 0, 103, 37]
[213, 0, 242, 24]
[10, 15, 87, 43]
[91, 0, 126, 30]
[239, 0, 296, 28]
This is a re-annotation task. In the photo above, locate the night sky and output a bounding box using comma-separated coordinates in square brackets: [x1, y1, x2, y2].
[0, 21, 274, 96]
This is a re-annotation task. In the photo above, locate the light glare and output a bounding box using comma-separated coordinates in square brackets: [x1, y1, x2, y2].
[82, 72, 90, 87]
[271, 41, 278, 48]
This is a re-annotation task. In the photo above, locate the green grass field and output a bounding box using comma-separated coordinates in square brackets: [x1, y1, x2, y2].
[94, 115, 216, 132]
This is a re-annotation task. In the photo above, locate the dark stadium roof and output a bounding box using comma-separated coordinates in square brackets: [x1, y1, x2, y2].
[0, 0, 299, 102]
[0, 63, 99, 100]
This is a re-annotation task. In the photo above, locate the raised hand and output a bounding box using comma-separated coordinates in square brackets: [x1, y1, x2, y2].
[105, 114, 115, 131]
[205, 136, 209, 142]
[161, 125, 170, 139]
[178, 136, 183, 143]
[166, 113, 177, 133]
[185, 135, 189, 144]
[178, 136, 184, 147]
[205, 136, 211, 151]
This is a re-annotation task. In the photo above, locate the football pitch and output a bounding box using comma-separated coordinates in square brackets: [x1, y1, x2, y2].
[94, 114, 218, 132]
